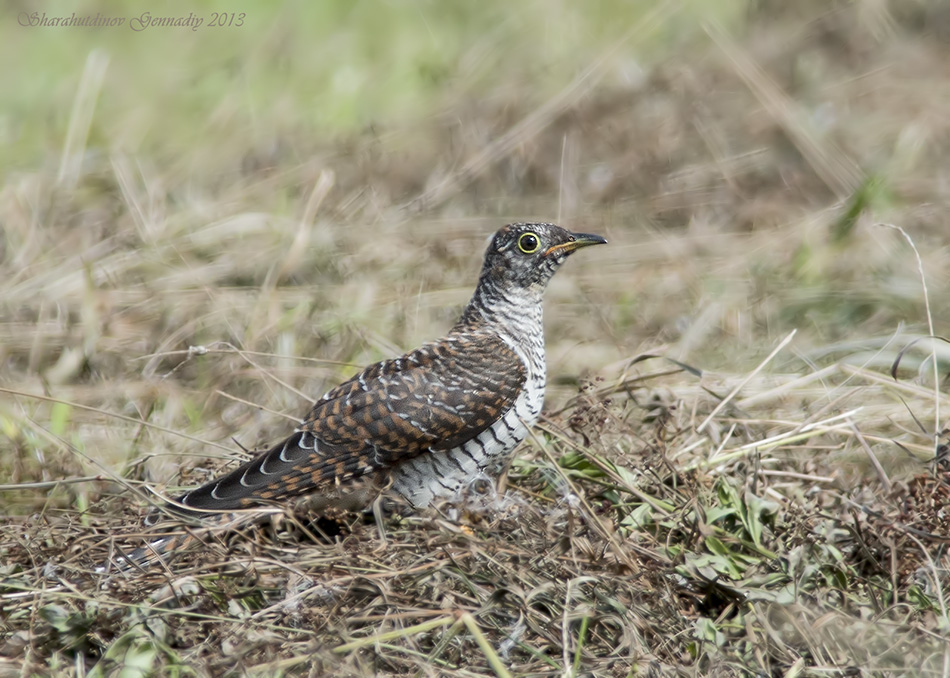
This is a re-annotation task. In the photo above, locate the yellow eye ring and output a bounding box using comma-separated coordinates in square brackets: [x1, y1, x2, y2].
[518, 232, 540, 254]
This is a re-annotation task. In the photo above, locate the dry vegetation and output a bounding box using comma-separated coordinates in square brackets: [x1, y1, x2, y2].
[3, 2, 950, 676]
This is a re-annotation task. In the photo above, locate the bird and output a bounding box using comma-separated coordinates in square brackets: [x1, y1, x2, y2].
[115, 223, 605, 568]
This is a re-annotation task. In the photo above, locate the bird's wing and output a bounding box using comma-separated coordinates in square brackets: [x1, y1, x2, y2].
[177, 332, 527, 511]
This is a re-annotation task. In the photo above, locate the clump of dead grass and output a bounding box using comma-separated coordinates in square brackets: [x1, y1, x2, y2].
[3, 345, 949, 676]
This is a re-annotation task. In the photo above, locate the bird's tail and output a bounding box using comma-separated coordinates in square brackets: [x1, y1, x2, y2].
[170, 430, 347, 512]
[96, 509, 262, 573]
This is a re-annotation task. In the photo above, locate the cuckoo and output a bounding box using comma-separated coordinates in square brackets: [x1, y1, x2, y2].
[116, 223, 606, 567]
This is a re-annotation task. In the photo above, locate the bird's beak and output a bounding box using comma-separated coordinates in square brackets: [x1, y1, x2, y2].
[544, 232, 608, 257]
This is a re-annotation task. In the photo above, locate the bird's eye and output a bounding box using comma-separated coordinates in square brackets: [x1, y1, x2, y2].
[518, 232, 540, 254]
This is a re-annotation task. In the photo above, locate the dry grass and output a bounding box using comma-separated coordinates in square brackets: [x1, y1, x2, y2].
[3, 2, 950, 676]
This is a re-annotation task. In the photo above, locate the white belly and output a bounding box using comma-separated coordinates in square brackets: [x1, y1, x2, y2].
[389, 352, 545, 508]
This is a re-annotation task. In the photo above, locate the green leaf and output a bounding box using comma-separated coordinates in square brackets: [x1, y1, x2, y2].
[693, 617, 725, 647]
[88, 627, 159, 678]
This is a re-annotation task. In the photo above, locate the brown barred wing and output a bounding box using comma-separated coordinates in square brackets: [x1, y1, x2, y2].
[176, 332, 526, 511]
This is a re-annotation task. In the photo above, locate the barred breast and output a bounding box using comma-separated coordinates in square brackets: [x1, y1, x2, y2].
[389, 327, 547, 507]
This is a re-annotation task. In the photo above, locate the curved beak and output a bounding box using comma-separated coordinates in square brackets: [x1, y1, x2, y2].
[544, 231, 608, 257]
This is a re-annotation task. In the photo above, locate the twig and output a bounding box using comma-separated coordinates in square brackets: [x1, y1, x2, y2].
[0, 475, 112, 492]
[59, 50, 109, 188]
[0, 385, 234, 453]
[460, 613, 513, 678]
[215, 390, 300, 423]
[697, 330, 796, 433]
[848, 420, 891, 491]
[525, 426, 644, 572]
[880, 224, 941, 459]
[686, 408, 863, 471]
[332, 615, 456, 653]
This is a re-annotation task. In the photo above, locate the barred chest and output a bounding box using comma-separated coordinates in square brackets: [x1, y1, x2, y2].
[388, 331, 546, 508]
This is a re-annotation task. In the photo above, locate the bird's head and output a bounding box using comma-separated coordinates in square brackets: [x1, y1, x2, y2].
[480, 222, 607, 293]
